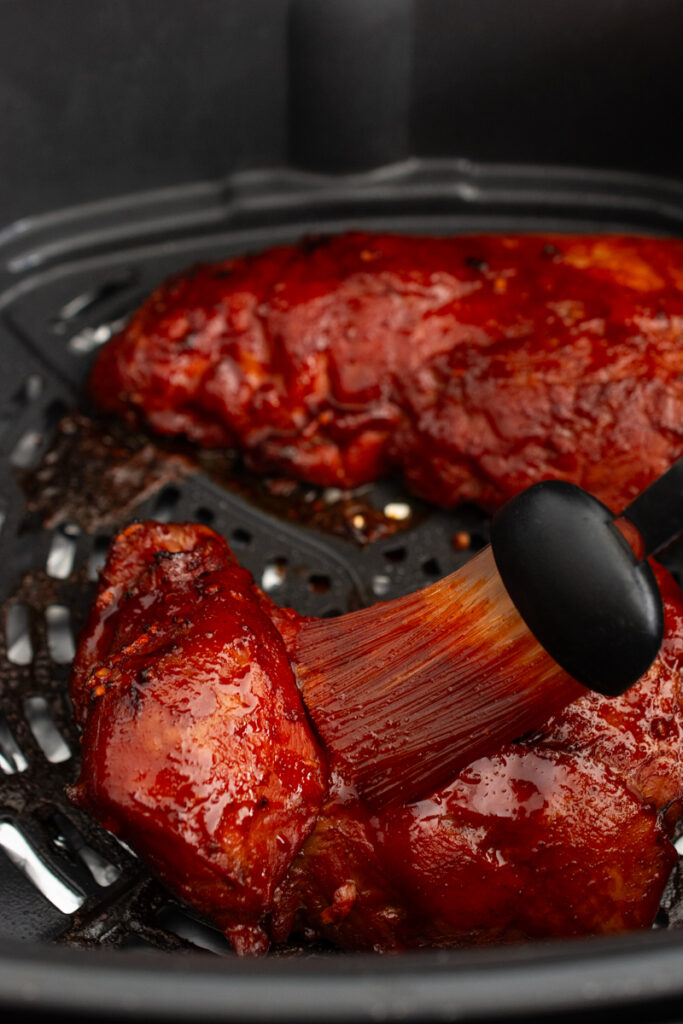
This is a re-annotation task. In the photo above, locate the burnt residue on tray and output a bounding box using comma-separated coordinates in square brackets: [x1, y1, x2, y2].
[196, 449, 426, 544]
[18, 411, 423, 543]
[18, 413, 191, 533]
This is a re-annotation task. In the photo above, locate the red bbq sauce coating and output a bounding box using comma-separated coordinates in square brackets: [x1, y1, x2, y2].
[271, 562, 683, 951]
[90, 233, 683, 511]
[71, 524, 683, 954]
[69, 522, 326, 955]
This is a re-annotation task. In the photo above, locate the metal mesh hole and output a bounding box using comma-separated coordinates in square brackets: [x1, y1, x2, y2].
[68, 318, 128, 355]
[45, 605, 76, 664]
[194, 506, 215, 525]
[48, 813, 120, 888]
[308, 574, 331, 593]
[10, 430, 44, 469]
[421, 557, 441, 578]
[155, 904, 233, 956]
[10, 397, 67, 469]
[51, 269, 138, 330]
[89, 534, 112, 580]
[0, 822, 84, 914]
[654, 907, 670, 929]
[261, 557, 288, 592]
[231, 527, 253, 548]
[372, 574, 392, 597]
[152, 485, 182, 522]
[23, 696, 71, 764]
[0, 716, 28, 774]
[6, 604, 33, 665]
[46, 523, 80, 579]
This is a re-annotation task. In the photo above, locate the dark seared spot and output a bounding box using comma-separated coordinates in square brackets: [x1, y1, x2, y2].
[543, 243, 561, 259]
[466, 257, 488, 273]
[129, 684, 144, 715]
[650, 716, 674, 739]
[153, 549, 183, 563]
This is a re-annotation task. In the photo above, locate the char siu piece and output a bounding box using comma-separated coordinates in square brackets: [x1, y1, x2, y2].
[90, 233, 683, 512]
[68, 522, 326, 955]
[70, 523, 683, 954]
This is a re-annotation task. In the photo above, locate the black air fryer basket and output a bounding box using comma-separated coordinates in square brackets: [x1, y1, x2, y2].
[2, 2, 683, 1020]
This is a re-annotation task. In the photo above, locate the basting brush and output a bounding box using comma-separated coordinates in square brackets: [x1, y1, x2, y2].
[294, 460, 683, 808]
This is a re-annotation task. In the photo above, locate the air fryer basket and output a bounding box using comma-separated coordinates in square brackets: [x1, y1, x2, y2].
[3, 0, 683, 1016]
[1, 161, 683, 1022]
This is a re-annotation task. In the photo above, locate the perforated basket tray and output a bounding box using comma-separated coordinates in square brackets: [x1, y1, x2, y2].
[1, 161, 683, 1022]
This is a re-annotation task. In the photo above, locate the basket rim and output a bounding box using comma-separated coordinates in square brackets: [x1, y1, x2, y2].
[2, 928, 683, 1021]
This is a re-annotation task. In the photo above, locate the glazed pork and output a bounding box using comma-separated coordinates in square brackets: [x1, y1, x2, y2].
[69, 522, 683, 955]
[68, 522, 326, 955]
[90, 233, 683, 512]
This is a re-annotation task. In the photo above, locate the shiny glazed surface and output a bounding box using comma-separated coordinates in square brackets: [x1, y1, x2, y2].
[69, 523, 326, 955]
[71, 524, 683, 954]
[90, 233, 683, 511]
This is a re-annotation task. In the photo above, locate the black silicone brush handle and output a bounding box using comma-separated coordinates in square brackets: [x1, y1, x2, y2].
[623, 458, 683, 558]
[491, 459, 683, 699]
[490, 481, 664, 698]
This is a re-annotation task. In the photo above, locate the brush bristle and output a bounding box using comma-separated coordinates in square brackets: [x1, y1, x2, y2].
[294, 546, 584, 807]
